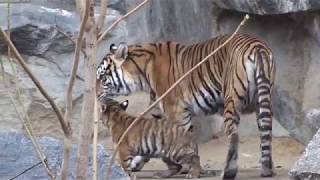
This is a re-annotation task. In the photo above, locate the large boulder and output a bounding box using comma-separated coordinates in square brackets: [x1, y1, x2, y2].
[289, 129, 320, 179]
[0, 132, 129, 180]
[213, 0, 320, 15]
[0, 2, 127, 139]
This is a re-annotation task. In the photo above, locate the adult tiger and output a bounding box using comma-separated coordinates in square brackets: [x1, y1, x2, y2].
[96, 33, 276, 179]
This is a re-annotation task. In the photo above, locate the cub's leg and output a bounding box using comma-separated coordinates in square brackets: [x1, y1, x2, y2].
[153, 157, 182, 178]
[118, 146, 144, 177]
[221, 97, 240, 179]
[130, 156, 149, 172]
[178, 153, 201, 179]
[118, 146, 134, 176]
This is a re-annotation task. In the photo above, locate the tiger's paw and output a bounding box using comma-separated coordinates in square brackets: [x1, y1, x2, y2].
[221, 168, 237, 179]
[260, 167, 274, 177]
[185, 172, 200, 179]
[261, 160, 274, 177]
[153, 171, 174, 179]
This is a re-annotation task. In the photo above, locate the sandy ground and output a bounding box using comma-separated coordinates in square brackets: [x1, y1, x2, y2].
[104, 136, 304, 180]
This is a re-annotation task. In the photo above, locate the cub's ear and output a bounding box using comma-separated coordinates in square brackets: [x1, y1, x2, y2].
[120, 100, 129, 110]
[110, 43, 117, 54]
[114, 42, 128, 60]
[100, 104, 107, 113]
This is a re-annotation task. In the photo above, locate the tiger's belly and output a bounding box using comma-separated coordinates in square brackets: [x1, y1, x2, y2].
[188, 90, 224, 115]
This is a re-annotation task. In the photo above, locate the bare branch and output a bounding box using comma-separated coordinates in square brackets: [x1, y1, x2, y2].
[92, 96, 99, 180]
[61, 0, 90, 179]
[75, 0, 98, 179]
[64, 0, 90, 137]
[9, 160, 43, 180]
[97, 0, 150, 43]
[76, 0, 85, 20]
[105, 14, 250, 180]
[97, 0, 108, 33]
[0, 28, 71, 139]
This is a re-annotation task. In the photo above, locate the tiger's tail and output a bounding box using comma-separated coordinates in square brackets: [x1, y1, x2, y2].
[255, 48, 275, 177]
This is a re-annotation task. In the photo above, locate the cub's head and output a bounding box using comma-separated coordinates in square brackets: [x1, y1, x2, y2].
[96, 42, 153, 97]
[98, 96, 129, 126]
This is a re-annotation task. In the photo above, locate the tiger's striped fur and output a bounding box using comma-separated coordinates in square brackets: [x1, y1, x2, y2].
[96, 33, 276, 179]
[99, 97, 201, 179]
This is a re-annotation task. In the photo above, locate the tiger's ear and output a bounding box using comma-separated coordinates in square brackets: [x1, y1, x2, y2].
[114, 42, 128, 59]
[110, 43, 117, 54]
[120, 100, 129, 110]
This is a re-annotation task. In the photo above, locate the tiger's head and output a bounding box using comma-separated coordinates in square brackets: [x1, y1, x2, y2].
[98, 96, 129, 127]
[96, 42, 153, 97]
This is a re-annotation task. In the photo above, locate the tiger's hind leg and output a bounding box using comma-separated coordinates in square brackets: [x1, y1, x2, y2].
[153, 157, 182, 178]
[221, 97, 240, 179]
[256, 75, 274, 177]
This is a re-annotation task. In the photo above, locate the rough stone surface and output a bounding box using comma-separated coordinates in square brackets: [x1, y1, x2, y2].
[0, 132, 129, 180]
[1, 0, 320, 145]
[213, 0, 320, 15]
[289, 129, 320, 179]
[0, 2, 126, 139]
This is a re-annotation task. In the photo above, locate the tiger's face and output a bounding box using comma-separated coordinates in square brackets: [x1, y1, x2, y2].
[99, 97, 129, 126]
[96, 43, 146, 97]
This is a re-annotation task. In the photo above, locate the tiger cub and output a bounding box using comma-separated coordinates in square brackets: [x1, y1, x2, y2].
[99, 97, 201, 179]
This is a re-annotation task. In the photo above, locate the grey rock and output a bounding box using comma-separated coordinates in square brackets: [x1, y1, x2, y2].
[0, 3, 126, 139]
[213, 0, 320, 15]
[289, 129, 320, 180]
[0, 132, 129, 180]
[306, 109, 320, 133]
[124, 0, 215, 43]
[0, 24, 75, 56]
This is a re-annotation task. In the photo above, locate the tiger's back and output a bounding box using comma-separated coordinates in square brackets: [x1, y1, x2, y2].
[148, 34, 274, 116]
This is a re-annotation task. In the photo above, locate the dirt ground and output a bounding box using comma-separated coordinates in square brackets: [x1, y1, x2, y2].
[104, 135, 304, 180]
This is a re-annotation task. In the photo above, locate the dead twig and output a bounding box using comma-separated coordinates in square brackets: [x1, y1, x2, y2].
[97, 0, 150, 43]
[62, 0, 90, 179]
[6, 92, 54, 179]
[92, 96, 99, 180]
[93, 1, 109, 179]
[97, 0, 108, 33]
[75, 0, 98, 179]
[9, 160, 44, 180]
[105, 14, 250, 180]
